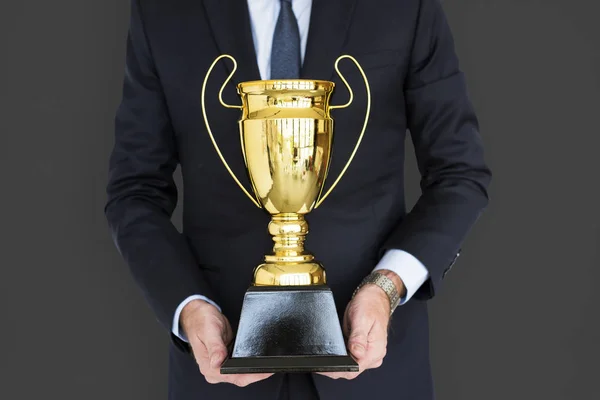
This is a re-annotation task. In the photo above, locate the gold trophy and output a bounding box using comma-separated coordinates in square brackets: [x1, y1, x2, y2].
[201, 55, 370, 373]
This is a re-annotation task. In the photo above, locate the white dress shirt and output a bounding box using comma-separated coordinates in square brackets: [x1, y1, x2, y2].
[172, 0, 429, 341]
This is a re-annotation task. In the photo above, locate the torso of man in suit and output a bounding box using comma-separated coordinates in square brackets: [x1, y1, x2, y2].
[105, 1, 491, 399]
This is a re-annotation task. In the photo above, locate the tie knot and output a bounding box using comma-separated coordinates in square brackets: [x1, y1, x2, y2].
[281, 0, 292, 4]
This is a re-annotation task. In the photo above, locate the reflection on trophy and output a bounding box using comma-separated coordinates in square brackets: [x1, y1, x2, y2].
[201, 54, 371, 373]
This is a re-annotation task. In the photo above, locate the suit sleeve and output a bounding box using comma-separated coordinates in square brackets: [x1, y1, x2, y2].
[105, 0, 216, 350]
[380, 0, 492, 299]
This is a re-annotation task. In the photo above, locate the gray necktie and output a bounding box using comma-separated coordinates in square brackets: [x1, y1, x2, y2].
[270, 0, 301, 79]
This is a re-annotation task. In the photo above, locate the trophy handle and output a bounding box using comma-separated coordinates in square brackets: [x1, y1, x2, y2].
[314, 55, 371, 209]
[201, 54, 261, 208]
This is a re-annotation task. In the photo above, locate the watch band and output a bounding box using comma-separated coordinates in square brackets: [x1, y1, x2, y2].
[352, 272, 401, 315]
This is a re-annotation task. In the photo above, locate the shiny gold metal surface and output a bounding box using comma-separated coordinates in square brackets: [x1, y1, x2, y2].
[201, 54, 371, 286]
[255, 213, 325, 286]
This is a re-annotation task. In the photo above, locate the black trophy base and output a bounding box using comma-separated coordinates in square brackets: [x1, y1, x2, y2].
[221, 355, 357, 374]
[221, 285, 358, 374]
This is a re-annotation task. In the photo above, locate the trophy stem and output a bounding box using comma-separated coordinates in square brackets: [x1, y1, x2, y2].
[253, 213, 326, 286]
[267, 213, 312, 262]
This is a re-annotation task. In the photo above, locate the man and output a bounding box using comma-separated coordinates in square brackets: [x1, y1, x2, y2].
[105, 0, 491, 398]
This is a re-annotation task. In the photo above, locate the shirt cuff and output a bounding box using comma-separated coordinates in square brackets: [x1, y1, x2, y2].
[373, 249, 429, 305]
[172, 295, 222, 342]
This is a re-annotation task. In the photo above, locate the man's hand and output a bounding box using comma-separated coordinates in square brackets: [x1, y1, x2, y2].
[181, 300, 273, 386]
[319, 270, 405, 380]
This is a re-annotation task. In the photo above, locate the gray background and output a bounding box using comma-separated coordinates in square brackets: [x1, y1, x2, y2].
[1, 0, 598, 399]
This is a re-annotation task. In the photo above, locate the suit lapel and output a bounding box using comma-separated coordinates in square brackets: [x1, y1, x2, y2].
[301, 0, 357, 81]
[202, 0, 261, 84]
[203, 0, 356, 82]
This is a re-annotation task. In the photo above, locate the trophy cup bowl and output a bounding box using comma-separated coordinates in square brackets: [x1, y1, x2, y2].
[201, 55, 370, 373]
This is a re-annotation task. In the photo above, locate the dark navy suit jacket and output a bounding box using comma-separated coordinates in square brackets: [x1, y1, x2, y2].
[105, 0, 491, 398]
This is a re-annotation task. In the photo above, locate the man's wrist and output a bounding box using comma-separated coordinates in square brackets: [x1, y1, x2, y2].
[356, 284, 391, 313]
[354, 270, 407, 314]
[373, 250, 429, 305]
[180, 299, 219, 332]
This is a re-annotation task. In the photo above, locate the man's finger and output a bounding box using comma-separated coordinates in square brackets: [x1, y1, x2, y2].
[205, 373, 273, 387]
[204, 338, 228, 369]
[362, 323, 387, 365]
[347, 320, 370, 360]
[318, 371, 361, 380]
[209, 349, 228, 369]
[221, 318, 234, 345]
[367, 346, 386, 366]
[232, 373, 274, 387]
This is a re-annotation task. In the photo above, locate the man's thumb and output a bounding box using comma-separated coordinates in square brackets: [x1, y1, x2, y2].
[206, 340, 228, 369]
[347, 326, 368, 359]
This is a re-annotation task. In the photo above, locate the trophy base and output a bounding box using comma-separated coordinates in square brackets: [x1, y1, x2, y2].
[221, 285, 358, 374]
[221, 355, 357, 374]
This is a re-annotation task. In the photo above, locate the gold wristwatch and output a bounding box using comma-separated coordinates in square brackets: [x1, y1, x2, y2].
[353, 272, 401, 315]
